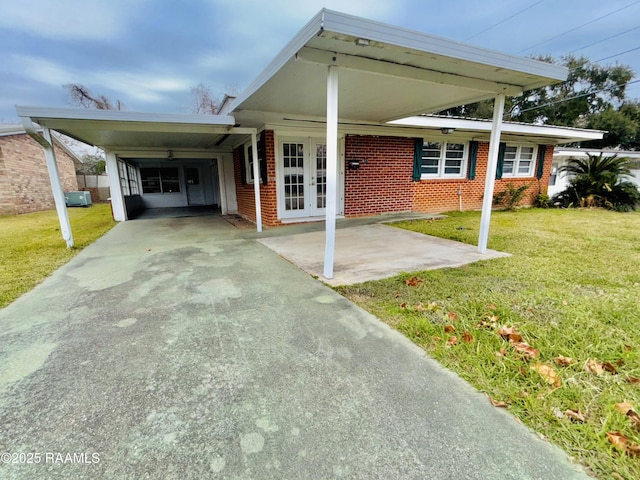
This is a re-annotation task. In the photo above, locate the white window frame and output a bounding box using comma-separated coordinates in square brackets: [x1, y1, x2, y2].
[502, 144, 537, 178]
[420, 141, 468, 179]
[244, 141, 260, 184]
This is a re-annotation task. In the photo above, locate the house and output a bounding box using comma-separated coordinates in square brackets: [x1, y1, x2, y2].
[15, 9, 603, 277]
[549, 147, 640, 198]
[0, 124, 79, 215]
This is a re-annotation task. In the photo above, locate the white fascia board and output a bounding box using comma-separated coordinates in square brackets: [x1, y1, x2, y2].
[554, 148, 640, 159]
[389, 116, 604, 141]
[15, 106, 236, 126]
[320, 10, 567, 84]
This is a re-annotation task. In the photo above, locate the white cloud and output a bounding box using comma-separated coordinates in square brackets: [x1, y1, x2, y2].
[0, 0, 142, 40]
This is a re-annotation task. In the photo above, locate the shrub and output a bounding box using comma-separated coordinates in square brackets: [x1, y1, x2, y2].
[493, 183, 530, 210]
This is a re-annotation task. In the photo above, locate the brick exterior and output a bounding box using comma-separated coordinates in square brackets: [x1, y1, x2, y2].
[344, 135, 414, 216]
[234, 130, 281, 227]
[233, 130, 555, 225]
[0, 133, 79, 215]
[412, 142, 554, 213]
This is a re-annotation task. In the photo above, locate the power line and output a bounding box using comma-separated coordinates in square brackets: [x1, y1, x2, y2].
[516, 79, 640, 114]
[464, 0, 545, 41]
[569, 25, 640, 54]
[516, 0, 640, 54]
[596, 45, 640, 62]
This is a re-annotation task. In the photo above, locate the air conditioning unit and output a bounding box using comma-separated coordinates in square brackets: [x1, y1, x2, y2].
[65, 191, 92, 207]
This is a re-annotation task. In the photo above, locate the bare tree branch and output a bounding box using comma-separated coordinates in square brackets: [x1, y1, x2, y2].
[64, 84, 124, 110]
[190, 83, 219, 114]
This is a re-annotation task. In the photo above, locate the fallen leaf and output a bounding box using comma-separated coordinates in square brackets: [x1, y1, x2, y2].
[447, 310, 458, 321]
[585, 359, 604, 376]
[478, 320, 494, 329]
[624, 344, 633, 352]
[611, 472, 625, 480]
[603, 361, 619, 374]
[394, 293, 401, 298]
[519, 390, 529, 397]
[615, 402, 634, 415]
[446, 336, 458, 347]
[399, 302, 407, 309]
[628, 410, 640, 429]
[488, 303, 497, 310]
[444, 324, 456, 333]
[562, 299, 568, 306]
[498, 326, 522, 343]
[495, 347, 508, 357]
[414, 303, 425, 311]
[487, 314, 499, 323]
[512, 342, 540, 359]
[628, 444, 640, 457]
[607, 431, 628, 451]
[488, 395, 507, 408]
[552, 407, 564, 419]
[565, 409, 586, 422]
[554, 355, 574, 366]
[405, 276, 423, 287]
[531, 363, 562, 387]
[626, 377, 640, 384]
[462, 331, 474, 343]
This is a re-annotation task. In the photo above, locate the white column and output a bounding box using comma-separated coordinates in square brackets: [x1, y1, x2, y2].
[251, 132, 262, 232]
[42, 128, 74, 248]
[478, 94, 505, 253]
[105, 151, 127, 221]
[323, 65, 339, 279]
[216, 158, 228, 215]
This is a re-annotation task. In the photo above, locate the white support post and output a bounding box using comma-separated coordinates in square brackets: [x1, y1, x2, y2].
[251, 131, 262, 233]
[323, 65, 339, 279]
[105, 151, 127, 222]
[42, 127, 74, 248]
[478, 94, 506, 254]
[216, 158, 228, 215]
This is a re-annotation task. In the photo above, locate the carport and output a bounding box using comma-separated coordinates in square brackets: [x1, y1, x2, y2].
[17, 9, 569, 280]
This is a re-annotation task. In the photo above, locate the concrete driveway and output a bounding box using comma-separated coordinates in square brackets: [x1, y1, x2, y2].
[0, 216, 588, 479]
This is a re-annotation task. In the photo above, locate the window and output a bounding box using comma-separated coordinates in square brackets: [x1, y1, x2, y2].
[140, 168, 180, 194]
[117, 160, 129, 195]
[244, 142, 263, 184]
[421, 141, 467, 178]
[127, 164, 140, 195]
[502, 144, 537, 177]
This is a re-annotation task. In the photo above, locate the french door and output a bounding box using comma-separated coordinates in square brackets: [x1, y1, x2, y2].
[279, 137, 341, 219]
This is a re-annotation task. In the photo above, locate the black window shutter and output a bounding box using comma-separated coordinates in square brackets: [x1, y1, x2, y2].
[258, 131, 268, 185]
[536, 145, 547, 179]
[467, 141, 478, 180]
[238, 145, 247, 185]
[496, 142, 506, 180]
[413, 138, 423, 181]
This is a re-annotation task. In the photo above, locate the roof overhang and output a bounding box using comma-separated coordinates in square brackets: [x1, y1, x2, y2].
[15, 106, 246, 156]
[229, 9, 568, 123]
[388, 116, 605, 144]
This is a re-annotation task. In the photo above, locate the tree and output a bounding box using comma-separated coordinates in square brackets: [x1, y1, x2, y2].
[552, 153, 640, 211]
[438, 55, 634, 127]
[583, 106, 638, 149]
[189, 83, 218, 114]
[76, 153, 106, 175]
[64, 84, 124, 110]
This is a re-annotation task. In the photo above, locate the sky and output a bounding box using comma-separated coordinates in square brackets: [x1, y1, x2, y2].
[1, 0, 639, 122]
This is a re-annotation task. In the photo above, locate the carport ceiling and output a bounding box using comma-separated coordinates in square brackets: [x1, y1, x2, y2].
[14, 107, 240, 151]
[230, 9, 568, 122]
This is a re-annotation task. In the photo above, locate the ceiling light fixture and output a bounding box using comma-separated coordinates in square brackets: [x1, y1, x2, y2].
[355, 38, 370, 47]
[441, 128, 455, 135]
[167, 149, 174, 161]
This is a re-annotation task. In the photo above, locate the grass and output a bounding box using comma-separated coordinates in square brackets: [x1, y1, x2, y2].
[335, 208, 640, 479]
[0, 204, 116, 308]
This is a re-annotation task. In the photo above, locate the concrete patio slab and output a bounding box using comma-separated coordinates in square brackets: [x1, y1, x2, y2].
[0, 216, 587, 479]
[258, 223, 510, 285]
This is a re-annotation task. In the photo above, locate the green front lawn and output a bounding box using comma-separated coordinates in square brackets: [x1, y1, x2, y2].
[336, 209, 640, 479]
[0, 204, 116, 308]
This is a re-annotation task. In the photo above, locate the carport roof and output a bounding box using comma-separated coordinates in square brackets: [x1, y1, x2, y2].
[228, 9, 568, 122]
[14, 106, 240, 153]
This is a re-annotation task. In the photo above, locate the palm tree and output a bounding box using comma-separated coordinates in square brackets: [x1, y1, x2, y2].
[553, 153, 640, 211]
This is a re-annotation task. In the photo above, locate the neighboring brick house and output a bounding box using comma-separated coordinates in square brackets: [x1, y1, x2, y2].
[0, 125, 79, 215]
[229, 118, 565, 227]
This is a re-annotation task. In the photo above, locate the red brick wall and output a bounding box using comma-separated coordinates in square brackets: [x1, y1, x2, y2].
[234, 130, 280, 226]
[412, 142, 554, 214]
[0, 133, 79, 215]
[344, 135, 414, 216]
